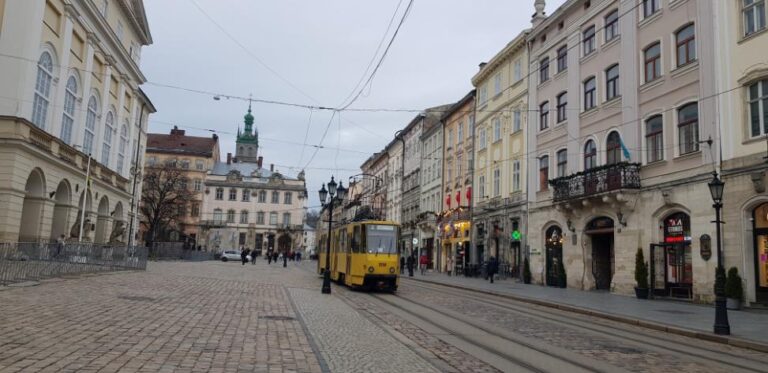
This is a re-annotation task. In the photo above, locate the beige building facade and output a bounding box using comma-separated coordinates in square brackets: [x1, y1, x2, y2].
[526, 0, 720, 301]
[471, 30, 530, 274]
[0, 0, 154, 244]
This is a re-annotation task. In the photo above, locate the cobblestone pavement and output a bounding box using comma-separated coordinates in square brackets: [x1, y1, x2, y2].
[396, 281, 768, 373]
[0, 261, 325, 373]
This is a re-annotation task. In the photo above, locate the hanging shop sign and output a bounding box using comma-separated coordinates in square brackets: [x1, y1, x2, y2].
[664, 212, 691, 243]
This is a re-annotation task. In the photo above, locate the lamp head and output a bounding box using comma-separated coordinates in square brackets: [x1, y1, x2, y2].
[327, 176, 337, 196]
[318, 184, 328, 205]
[708, 172, 725, 204]
[336, 181, 347, 202]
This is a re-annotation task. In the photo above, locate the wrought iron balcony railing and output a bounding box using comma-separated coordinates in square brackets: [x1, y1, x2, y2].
[549, 162, 641, 203]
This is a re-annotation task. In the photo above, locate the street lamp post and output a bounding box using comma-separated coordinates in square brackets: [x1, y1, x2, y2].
[319, 176, 347, 294]
[708, 171, 730, 335]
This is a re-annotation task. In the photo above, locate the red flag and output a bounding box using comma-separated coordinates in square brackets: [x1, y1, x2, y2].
[445, 194, 451, 208]
[455, 190, 460, 205]
[466, 187, 472, 202]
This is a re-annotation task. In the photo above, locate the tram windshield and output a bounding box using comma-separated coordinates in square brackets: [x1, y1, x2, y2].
[365, 225, 397, 254]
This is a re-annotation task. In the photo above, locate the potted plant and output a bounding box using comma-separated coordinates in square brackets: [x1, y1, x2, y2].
[523, 257, 532, 284]
[634, 248, 649, 299]
[725, 267, 744, 310]
[557, 260, 567, 288]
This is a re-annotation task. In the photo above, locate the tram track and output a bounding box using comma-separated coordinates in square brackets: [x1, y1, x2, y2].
[402, 280, 768, 373]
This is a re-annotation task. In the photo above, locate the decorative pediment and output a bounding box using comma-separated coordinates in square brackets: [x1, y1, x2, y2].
[226, 170, 243, 182]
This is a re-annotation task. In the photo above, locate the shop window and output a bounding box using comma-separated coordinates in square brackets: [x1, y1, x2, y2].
[662, 212, 693, 292]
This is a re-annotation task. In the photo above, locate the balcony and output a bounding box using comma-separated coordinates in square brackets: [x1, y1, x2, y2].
[550, 163, 641, 203]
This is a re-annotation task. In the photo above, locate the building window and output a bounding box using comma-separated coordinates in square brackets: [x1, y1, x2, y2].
[61, 76, 77, 144]
[457, 154, 463, 179]
[646, 115, 664, 162]
[258, 190, 267, 203]
[269, 212, 278, 225]
[540, 57, 550, 83]
[493, 168, 501, 197]
[606, 131, 621, 165]
[539, 156, 549, 191]
[215, 188, 224, 200]
[584, 140, 597, 170]
[478, 176, 486, 199]
[213, 209, 223, 224]
[493, 118, 501, 142]
[605, 9, 619, 41]
[283, 213, 291, 226]
[644, 42, 662, 82]
[457, 121, 464, 143]
[284, 192, 292, 204]
[469, 114, 475, 133]
[180, 160, 190, 169]
[180, 178, 188, 191]
[257, 211, 265, 224]
[606, 64, 620, 100]
[676, 24, 696, 67]
[556, 149, 568, 177]
[229, 188, 237, 201]
[513, 160, 521, 191]
[583, 26, 596, 55]
[242, 189, 251, 202]
[447, 129, 453, 148]
[194, 179, 202, 192]
[195, 160, 204, 170]
[102, 111, 114, 167]
[32, 52, 54, 129]
[643, 0, 660, 18]
[556, 93, 567, 123]
[540, 102, 549, 130]
[479, 85, 488, 106]
[191, 203, 200, 217]
[678, 103, 700, 154]
[556, 45, 568, 73]
[240, 210, 249, 224]
[117, 21, 124, 42]
[744, 0, 766, 36]
[227, 210, 236, 223]
[479, 128, 487, 149]
[84, 96, 98, 155]
[584, 77, 596, 110]
[117, 123, 128, 174]
[750, 80, 768, 137]
[514, 59, 522, 81]
[271, 191, 280, 204]
[494, 73, 502, 95]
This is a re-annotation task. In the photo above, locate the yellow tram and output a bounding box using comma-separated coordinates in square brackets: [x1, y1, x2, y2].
[317, 220, 400, 291]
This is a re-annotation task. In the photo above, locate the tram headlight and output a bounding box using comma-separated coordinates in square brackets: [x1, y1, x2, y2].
[368, 266, 375, 273]
[389, 267, 396, 274]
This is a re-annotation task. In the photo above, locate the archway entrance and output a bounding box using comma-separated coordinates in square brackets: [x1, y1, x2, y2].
[752, 203, 768, 303]
[586, 217, 614, 290]
[95, 196, 109, 243]
[545, 226, 563, 287]
[278, 233, 291, 253]
[19, 169, 46, 242]
[50, 180, 72, 240]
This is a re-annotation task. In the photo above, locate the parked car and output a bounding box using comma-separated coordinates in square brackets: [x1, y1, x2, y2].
[220, 250, 242, 262]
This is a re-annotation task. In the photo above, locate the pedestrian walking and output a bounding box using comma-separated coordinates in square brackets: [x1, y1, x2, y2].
[406, 254, 415, 277]
[55, 234, 65, 259]
[399, 256, 405, 274]
[419, 253, 428, 275]
[446, 256, 453, 277]
[283, 252, 288, 267]
[267, 250, 273, 264]
[487, 255, 499, 284]
[240, 247, 248, 265]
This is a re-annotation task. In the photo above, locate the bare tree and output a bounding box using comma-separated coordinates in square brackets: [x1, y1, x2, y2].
[140, 164, 192, 246]
[305, 209, 321, 228]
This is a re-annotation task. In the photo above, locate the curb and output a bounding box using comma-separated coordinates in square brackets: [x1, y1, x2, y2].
[407, 277, 768, 354]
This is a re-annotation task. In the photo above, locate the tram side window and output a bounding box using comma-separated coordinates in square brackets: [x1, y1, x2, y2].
[352, 226, 362, 253]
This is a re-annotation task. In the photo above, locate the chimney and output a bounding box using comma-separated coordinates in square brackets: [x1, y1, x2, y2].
[478, 62, 487, 71]
[532, 0, 547, 27]
[227, 153, 232, 165]
[270, 164, 274, 172]
[170, 126, 185, 136]
[257, 156, 263, 168]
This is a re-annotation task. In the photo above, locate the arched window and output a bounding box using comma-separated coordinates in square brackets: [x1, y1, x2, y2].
[117, 122, 128, 174]
[61, 76, 78, 144]
[269, 211, 278, 225]
[605, 9, 619, 41]
[540, 57, 550, 83]
[644, 42, 662, 82]
[83, 96, 98, 155]
[539, 101, 549, 130]
[584, 77, 596, 110]
[646, 115, 664, 162]
[215, 187, 224, 200]
[32, 52, 54, 129]
[584, 140, 597, 170]
[539, 156, 549, 191]
[556, 149, 568, 177]
[240, 210, 249, 224]
[229, 188, 237, 201]
[606, 64, 620, 100]
[257, 211, 265, 224]
[583, 25, 596, 55]
[678, 103, 699, 154]
[557, 92, 567, 123]
[213, 208, 223, 224]
[606, 132, 621, 165]
[676, 24, 696, 67]
[227, 209, 236, 223]
[102, 111, 114, 166]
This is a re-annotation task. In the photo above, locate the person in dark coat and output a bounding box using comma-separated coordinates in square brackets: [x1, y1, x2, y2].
[399, 256, 405, 274]
[240, 247, 248, 265]
[267, 250, 272, 264]
[406, 254, 415, 277]
[487, 256, 499, 284]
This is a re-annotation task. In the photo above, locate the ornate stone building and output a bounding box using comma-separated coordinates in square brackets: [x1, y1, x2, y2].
[0, 0, 155, 244]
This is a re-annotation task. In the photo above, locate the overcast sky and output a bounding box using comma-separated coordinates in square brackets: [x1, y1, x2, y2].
[141, 0, 566, 210]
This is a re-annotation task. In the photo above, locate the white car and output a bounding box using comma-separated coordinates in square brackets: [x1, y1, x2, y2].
[220, 250, 242, 262]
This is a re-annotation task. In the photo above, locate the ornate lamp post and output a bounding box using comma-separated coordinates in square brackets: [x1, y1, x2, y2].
[319, 176, 347, 294]
[708, 171, 730, 335]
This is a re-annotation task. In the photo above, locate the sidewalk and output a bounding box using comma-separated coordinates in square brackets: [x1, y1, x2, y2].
[404, 271, 768, 351]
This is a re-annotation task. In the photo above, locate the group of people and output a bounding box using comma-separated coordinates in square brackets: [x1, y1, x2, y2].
[239, 247, 302, 267]
[399, 253, 432, 277]
[397, 251, 500, 284]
